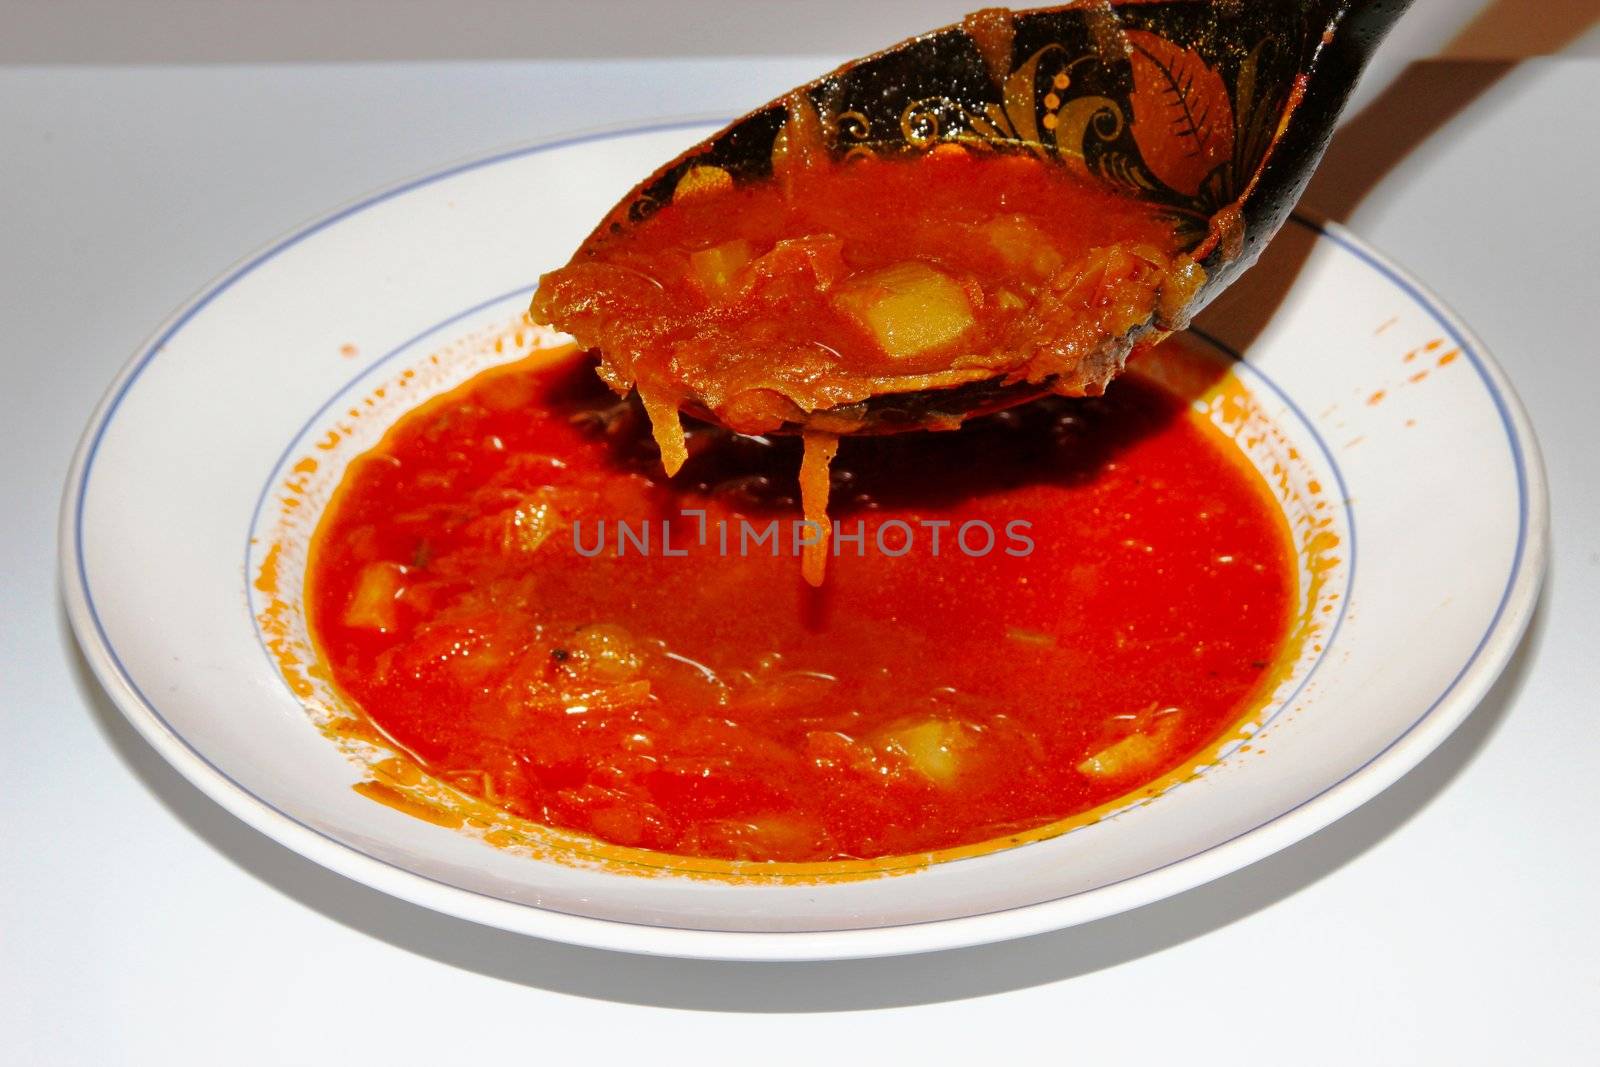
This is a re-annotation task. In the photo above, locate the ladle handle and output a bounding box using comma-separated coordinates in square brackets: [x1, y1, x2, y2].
[1232, 0, 1415, 275]
[1324, 0, 1418, 67]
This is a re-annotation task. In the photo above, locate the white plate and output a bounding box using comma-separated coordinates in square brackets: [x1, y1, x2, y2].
[61, 121, 1547, 961]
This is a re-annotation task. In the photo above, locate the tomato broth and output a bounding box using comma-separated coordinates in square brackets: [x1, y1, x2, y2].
[309, 348, 1295, 863]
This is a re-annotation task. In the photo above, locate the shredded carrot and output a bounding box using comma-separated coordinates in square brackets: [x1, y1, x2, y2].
[637, 381, 689, 476]
[799, 430, 839, 586]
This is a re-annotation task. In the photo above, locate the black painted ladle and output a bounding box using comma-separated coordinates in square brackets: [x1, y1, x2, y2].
[550, 0, 1412, 433]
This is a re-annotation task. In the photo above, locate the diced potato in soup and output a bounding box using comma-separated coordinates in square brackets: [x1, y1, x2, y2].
[880, 719, 971, 787]
[1078, 709, 1183, 778]
[831, 261, 976, 358]
[342, 561, 407, 631]
[980, 215, 1066, 279]
[688, 239, 753, 296]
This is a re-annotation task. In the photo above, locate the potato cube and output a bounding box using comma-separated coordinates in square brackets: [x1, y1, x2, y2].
[343, 561, 407, 631]
[832, 261, 975, 358]
[688, 239, 753, 296]
[500, 496, 561, 555]
[568, 623, 644, 685]
[881, 719, 968, 787]
[1077, 711, 1181, 778]
[980, 215, 1065, 279]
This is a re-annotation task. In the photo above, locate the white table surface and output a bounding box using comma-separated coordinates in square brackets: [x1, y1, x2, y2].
[3, 56, 1597, 1065]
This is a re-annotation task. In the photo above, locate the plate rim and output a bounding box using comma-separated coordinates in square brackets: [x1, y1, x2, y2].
[59, 118, 1550, 961]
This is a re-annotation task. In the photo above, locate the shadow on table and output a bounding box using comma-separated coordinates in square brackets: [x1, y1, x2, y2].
[1193, 56, 1518, 351]
[66, 592, 1544, 1011]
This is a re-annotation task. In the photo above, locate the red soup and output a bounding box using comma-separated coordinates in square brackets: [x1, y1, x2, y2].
[309, 345, 1295, 863]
